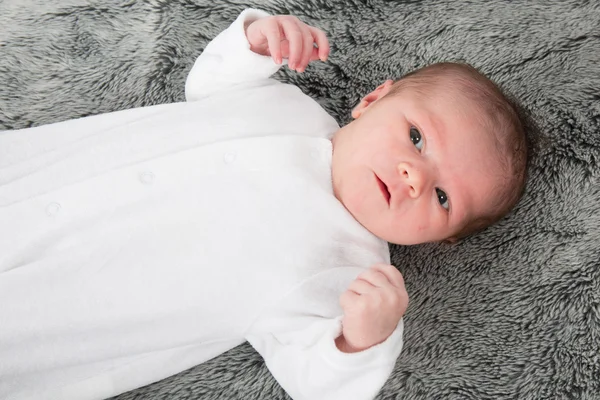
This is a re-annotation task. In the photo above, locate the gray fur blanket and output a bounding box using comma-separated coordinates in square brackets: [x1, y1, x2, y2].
[1, 0, 599, 399]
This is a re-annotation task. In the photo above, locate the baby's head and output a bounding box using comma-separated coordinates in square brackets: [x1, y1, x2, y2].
[331, 62, 527, 245]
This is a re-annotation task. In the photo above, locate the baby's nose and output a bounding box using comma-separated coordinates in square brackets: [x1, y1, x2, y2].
[397, 162, 426, 198]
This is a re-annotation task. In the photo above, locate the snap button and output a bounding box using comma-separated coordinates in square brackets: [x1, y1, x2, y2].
[139, 171, 155, 185]
[46, 202, 61, 217]
[223, 152, 236, 164]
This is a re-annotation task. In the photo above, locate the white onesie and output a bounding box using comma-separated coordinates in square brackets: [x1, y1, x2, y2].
[0, 9, 403, 400]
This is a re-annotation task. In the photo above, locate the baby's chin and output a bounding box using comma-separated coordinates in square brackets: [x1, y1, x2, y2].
[356, 215, 440, 245]
[337, 197, 377, 232]
[349, 208, 399, 243]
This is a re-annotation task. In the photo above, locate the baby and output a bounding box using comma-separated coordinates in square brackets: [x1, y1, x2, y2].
[0, 8, 527, 400]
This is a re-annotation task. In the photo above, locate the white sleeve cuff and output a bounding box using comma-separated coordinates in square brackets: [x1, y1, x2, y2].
[320, 317, 404, 369]
[185, 8, 282, 101]
[204, 8, 282, 80]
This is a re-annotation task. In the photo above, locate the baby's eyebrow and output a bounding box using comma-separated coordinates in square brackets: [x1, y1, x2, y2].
[415, 112, 442, 155]
[424, 111, 446, 145]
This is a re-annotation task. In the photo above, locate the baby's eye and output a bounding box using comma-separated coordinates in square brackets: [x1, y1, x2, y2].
[436, 188, 449, 210]
[409, 126, 423, 151]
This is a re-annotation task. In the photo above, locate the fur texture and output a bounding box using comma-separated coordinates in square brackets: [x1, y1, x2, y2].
[1, 0, 599, 399]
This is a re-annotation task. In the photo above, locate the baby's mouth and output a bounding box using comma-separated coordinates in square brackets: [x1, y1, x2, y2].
[375, 173, 391, 205]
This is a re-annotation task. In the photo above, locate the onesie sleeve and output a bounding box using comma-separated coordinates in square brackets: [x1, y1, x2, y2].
[185, 9, 282, 101]
[244, 270, 405, 400]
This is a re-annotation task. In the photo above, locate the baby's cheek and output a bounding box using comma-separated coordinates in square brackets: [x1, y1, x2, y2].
[380, 125, 400, 146]
[414, 218, 432, 235]
[414, 207, 438, 234]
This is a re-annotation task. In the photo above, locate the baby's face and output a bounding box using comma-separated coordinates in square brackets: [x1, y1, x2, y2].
[331, 81, 503, 245]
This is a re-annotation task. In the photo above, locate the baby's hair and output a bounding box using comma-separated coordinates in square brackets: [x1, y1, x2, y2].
[387, 62, 528, 240]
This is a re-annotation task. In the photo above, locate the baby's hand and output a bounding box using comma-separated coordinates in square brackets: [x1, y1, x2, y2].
[244, 15, 330, 72]
[336, 264, 409, 353]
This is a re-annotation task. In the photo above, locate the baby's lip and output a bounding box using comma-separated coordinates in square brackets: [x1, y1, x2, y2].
[375, 173, 391, 206]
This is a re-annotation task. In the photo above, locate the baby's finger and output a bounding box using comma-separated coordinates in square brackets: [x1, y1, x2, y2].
[309, 47, 321, 62]
[348, 278, 375, 295]
[357, 268, 391, 288]
[370, 263, 405, 289]
[264, 20, 283, 64]
[308, 26, 330, 61]
[299, 25, 314, 71]
[280, 18, 303, 70]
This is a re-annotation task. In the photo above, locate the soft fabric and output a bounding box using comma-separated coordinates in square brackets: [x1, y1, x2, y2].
[0, 0, 598, 399]
[0, 9, 401, 399]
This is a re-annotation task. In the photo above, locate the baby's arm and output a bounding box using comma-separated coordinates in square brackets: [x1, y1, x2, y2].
[185, 10, 329, 101]
[246, 264, 408, 400]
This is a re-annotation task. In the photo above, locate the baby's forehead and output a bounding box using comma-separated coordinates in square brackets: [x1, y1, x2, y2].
[403, 85, 492, 131]
[399, 71, 493, 108]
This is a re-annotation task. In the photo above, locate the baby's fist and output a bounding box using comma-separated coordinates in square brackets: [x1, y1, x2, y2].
[336, 264, 409, 353]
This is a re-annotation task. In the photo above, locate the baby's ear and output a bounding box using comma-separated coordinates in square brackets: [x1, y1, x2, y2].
[352, 80, 394, 119]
